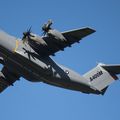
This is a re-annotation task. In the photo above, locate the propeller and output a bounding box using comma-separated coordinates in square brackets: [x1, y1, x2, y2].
[22, 27, 32, 43]
[42, 19, 53, 36]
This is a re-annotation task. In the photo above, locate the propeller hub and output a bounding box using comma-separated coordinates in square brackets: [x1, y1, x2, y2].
[42, 19, 53, 35]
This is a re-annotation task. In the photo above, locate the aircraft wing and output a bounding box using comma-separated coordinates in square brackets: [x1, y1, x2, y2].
[41, 27, 95, 56]
[0, 67, 20, 93]
[62, 27, 95, 43]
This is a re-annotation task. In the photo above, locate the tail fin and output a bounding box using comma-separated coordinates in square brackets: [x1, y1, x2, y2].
[83, 63, 120, 95]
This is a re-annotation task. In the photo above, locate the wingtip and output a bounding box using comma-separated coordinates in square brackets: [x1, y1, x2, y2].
[87, 27, 96, 33]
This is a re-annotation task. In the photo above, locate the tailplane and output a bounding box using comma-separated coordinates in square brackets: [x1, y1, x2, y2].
[83, 63, 120, 95]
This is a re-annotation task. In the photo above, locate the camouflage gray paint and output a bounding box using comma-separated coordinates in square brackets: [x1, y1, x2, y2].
[0, 26, 119, 95]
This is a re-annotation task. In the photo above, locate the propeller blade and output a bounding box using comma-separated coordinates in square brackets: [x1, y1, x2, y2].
[22, 27, 32, 43]
[28, 26, 32, 33]
[41, 19, 53, 36]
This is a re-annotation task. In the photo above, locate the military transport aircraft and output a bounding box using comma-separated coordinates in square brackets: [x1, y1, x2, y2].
[0, 20, 120, 95]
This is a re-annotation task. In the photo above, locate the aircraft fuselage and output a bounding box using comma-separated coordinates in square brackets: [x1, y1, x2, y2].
[0, 30, 99, 94]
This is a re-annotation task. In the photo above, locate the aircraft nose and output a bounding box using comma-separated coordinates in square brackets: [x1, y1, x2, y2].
[0, 30, 16, 52]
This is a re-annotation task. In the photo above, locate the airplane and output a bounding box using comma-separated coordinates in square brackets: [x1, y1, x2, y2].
[0, 20, 120, 95]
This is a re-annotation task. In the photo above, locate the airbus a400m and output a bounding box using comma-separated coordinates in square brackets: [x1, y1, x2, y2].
[0, 20, 120, 95]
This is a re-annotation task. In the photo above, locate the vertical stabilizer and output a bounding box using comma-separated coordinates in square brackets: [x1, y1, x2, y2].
[83, 63, 119, 94]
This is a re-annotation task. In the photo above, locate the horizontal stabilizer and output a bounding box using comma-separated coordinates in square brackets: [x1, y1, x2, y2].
[101, 64, 120, 74]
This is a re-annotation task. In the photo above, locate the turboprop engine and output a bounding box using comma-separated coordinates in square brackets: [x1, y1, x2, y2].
[42, 19, 67, 43]
[22, 28, 47, 47]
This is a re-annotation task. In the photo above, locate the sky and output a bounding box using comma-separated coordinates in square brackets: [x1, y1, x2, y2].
[0, 0, 120, 120]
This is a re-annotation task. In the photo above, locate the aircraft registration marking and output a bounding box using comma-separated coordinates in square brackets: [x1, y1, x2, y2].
[90, 71, 103, 82]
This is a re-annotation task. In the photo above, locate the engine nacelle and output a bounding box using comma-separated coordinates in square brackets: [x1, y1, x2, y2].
[0, 57, 4, 65]
[0, 71, 9, 89]
[47, 29, 67, 42]
[0, 71, 13, 86]
[29, 33, 47, 46]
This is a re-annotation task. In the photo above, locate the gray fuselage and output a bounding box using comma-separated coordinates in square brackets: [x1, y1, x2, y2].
[0, 30, 97, 94]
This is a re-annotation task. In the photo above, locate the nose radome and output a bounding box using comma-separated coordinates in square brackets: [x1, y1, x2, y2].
[0, 30, 16, 52]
